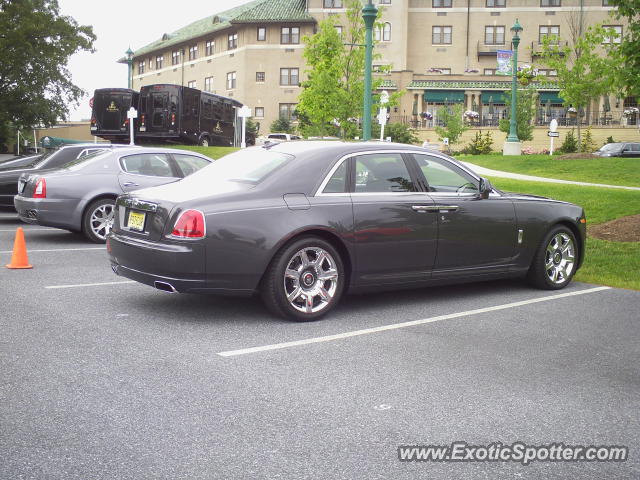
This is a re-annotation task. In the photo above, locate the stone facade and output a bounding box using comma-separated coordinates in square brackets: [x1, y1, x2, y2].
[125, 0, 631, 133]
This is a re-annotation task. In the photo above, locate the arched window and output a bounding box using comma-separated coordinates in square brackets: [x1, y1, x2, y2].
[375, 26, 382, 42]
[383, 22, 391, 41]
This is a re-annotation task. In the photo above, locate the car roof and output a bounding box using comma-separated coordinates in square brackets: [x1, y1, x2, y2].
[266, 140, 425, 156]
[107, 147, 211, 158]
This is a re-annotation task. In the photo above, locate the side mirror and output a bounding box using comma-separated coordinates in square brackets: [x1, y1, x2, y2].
[479, 177, 492, 199]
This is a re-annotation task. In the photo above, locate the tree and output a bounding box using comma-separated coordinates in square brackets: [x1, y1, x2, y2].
[606, 0, 640, 98]
[499, 88, 536, 142]
[270, 116, 295, 134]
[538, 21, 615, 150]
[371, 122, 419, 144]
[0, 0, 95, 144]
[296, 0, 398, 139]
[434, 104, 468, 146]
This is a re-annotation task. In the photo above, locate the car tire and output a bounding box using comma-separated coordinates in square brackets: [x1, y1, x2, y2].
[261, 236, 345, 321]
[527, 225, 578, 290]
[83, 198, 116, 243]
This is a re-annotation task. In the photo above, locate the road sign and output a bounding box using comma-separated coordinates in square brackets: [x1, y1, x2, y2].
[547, 132, 559, 137]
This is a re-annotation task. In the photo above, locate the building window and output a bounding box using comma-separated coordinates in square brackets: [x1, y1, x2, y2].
[206, 40, 215, 56]
[379, 0, 391, 4]
[204, 76, 213, 92]
[432, 26, 452, 44]
[602, 25, 622, 44]
[187, 80, 196, 88]
[537, 69, 558, 76]
[257, 26, 266, 41]
[484, 68, 496, 75]
[335, 25, 343, 36]
[256, 71, 265, 82]
[281, 26, 300, 44]
[228, 32, 238, 50]
[279, 103, 297, 120]
[602, 0, 610, 5]
[541, 0, 560, 6]
[433, 0, 452, 7]
[171, 50, 180, 65]
[485, 25, 505, 45]
[148, 58, 153, 70]
[539, 25, 560, 44]
[382, 22, 391, 41]
[255, 107, 265, 118]
[138, 61, 145, 74]
[227, 71, 236, 90]
[323, 0, 342, 7]
[155, 54, 164, 69]
[189, 45, 198, 60]
[280, 67, 299, 86]
[487, 0, 506, 6]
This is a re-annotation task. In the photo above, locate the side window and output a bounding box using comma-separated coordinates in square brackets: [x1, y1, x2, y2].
[630, 144, 640, 152]
[413, 154, 478, 194]
[120, 153, 175, 177]
[322, 160, 348, 193]
[173, 154, 210, 177]
[354, 153, 415, 193]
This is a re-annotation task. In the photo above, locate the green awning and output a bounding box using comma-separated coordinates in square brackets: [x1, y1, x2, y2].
[539, 92, 564, 104]
[423, 91, 465, 103]
[481, 92, 508, 103]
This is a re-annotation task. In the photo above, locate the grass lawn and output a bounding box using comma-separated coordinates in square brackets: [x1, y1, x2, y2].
[488, 177, 640, 290]
[160, 145, 238, 159]
[462, 154, 640, 188]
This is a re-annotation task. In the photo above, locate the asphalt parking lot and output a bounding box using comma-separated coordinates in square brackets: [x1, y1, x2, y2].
[1, 211, 638, 479]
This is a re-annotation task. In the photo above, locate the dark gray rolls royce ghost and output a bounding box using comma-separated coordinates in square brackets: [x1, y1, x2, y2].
[14, 147, 212, 242]
[107, 141, 586, 321]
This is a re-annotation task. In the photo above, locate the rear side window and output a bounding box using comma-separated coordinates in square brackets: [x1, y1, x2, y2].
[322, 161, 348, 194]
[354, 153, 415, 193]
[120, 153, 175, 177]
[173, 154, 210, 177]
[630, 144, 640, 152]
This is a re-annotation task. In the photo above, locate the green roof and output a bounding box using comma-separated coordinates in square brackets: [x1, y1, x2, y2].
[407, 80, 558, 91]
[125, 0, 313, 60]
[232, 0, 314, 24]
[377, 79, 397, 90]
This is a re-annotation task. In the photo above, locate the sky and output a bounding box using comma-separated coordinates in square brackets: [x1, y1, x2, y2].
[58, 0, 253, 121]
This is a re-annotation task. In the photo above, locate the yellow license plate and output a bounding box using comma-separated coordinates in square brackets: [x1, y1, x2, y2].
[127, 210, 146, 231]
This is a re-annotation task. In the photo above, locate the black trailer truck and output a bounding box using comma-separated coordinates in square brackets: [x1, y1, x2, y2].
[90, 88, 139, 143]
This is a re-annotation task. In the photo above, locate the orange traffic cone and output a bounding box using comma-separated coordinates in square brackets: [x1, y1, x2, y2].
[6, 227, 33, 269]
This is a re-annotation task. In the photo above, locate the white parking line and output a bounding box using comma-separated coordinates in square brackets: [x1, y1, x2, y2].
[217, 286, 612, 357]
[0, 228, 56, 232]
[0, 247, 105, 254]
[45, 281, 136, 289]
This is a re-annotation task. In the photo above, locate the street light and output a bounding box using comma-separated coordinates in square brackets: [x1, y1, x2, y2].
[362, 0, 378, 141]
[125, 47, 134, 89]
[504, 19, 522, 155]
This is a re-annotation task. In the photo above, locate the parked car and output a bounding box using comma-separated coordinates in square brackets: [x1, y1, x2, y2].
[0, 153, 42, 170]
[107, 141, 586, 321]
[0, 144, 132, 209]
[258, 133, 302, 144]
[14, 147, 212, 242]
[593, 142, 640, 158]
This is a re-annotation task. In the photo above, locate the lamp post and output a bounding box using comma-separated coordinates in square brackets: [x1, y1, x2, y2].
[125, 47, 134, 89]
[362, 0, 378, 141]
[503, 19, 522, 155]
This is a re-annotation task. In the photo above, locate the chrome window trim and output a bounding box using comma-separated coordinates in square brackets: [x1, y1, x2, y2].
[314, 148, 482, 197]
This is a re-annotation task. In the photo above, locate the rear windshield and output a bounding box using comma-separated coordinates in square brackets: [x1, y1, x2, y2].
[64, 150, 111, 169]
[29, 151, 55, 168]
[184, 148, 293, 185]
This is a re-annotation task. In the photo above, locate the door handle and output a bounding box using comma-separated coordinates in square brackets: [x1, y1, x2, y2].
[123, 182, 139, 187]
[412, 205, 439, 212]
[436, 205, 459, 212]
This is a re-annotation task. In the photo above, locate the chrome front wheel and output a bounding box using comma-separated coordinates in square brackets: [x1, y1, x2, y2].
[528, 226, 578, 290]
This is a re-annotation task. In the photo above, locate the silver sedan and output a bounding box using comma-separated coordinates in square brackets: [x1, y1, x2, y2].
[14, 147, 212, 242]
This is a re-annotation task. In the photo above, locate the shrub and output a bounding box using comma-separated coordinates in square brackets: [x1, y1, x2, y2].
[372, 122, 419, 144]
[270, 116, 295, 134]
[605, 135, 616, 145]
[581, 126, 597, 153]
[558, 129, 578, 153]
[464, 130, 493, 155]
[521, 146, 536, 155]
[434, 104, 468, 146]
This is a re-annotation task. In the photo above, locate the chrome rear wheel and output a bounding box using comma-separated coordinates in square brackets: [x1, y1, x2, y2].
[284, 247, 339, 314]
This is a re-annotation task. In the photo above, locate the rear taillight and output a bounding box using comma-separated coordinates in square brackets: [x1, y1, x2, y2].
[140, 114, 145, 126]
[171, 113, 176, 125]
[170, 209, 206, 239]
[91, 117, 96, 125]
[33, 178, 46, 198]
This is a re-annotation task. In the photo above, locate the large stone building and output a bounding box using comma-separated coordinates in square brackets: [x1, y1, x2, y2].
[124, 0, 631, 132]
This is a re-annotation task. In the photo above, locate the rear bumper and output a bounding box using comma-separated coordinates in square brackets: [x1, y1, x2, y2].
[13, 195, 79, 229]
[107, 232, 253, 296]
